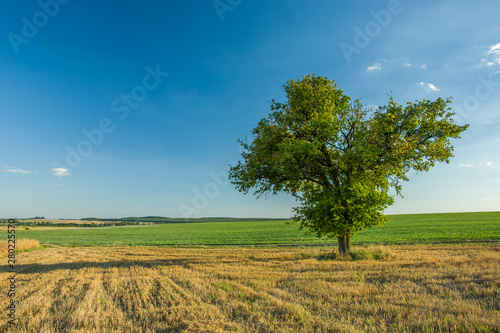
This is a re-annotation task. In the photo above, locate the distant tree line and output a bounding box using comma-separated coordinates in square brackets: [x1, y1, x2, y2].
[80, 217, 288, 223]
[3, 217, 288, 228]
[14, 221, 145, 227]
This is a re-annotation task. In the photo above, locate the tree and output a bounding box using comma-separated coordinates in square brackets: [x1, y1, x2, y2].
[229, 75, 468, 254]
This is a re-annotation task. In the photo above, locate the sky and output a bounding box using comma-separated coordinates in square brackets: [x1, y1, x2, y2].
[1, 0, 499, 219]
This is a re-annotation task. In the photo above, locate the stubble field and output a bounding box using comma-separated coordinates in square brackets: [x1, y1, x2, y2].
[1, 244, 499, 332]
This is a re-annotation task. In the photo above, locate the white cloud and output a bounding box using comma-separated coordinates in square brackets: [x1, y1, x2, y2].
[479, 42, 500, 67]
[418, 82, 440, 92]
[5, 166, 33, 174]
[49, 168, 71, 177]
[427, 83, 440, 91]
[459, 162, 493, 168]
[366, 62, 382, 72]
[365, 59, 427, 71]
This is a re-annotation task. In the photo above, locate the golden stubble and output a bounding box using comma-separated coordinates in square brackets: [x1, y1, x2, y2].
[0, 239, 41, 257]
[0, 244, 499, 332]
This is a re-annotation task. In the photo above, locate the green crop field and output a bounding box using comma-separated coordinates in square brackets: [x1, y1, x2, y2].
[13, 211, 500, 247]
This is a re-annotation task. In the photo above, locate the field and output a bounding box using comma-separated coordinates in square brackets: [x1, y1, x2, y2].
[11, 212, 500, 246]
[1, 212, 499, 332]
[1, 244, 499, 332]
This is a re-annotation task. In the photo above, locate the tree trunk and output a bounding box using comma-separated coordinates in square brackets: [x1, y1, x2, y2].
[337, 234, 351, 255]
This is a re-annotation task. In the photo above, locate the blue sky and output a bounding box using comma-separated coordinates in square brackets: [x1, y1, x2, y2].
[1, 0, 499, 219]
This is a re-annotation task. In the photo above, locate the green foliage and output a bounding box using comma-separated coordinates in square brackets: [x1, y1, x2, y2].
[218, 282, 232, 292]
[229, 74, 468, 240]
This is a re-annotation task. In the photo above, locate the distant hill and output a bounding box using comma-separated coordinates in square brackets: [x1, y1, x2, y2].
[79, 216, 289, 223]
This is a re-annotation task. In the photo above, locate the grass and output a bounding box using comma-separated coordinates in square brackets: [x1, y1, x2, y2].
[10, 211, 500, 247]
[318, 246, 396, 261]
[1, 244, 499, 332]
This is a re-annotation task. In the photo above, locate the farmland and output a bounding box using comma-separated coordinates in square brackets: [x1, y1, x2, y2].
[1, 212, 499, 332]
[1, 244, 499, 332]
[10, 211, 500, 247]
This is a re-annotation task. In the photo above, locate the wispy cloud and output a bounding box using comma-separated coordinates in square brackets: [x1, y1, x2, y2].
[418, 82, 440, 92]
[479, 42, 500, 67]
[366, 62, 382, 72]
[459, 162, 494, 168]
[367, 58, 427, 72]
[427, 83, 440, 91]
[5, 166, 34, 174]
[49, 167, 71, 177]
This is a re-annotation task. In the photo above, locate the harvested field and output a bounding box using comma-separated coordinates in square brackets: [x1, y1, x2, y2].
[1, 244, 499, 332]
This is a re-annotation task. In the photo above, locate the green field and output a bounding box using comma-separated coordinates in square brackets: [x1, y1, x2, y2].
[13, 211, 500, 247]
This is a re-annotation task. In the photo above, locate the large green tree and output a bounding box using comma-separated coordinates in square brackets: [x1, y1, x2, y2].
[229, 75, 468, 254]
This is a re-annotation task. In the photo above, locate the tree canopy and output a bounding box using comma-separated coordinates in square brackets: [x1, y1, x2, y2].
[229, 75, 468, 254]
